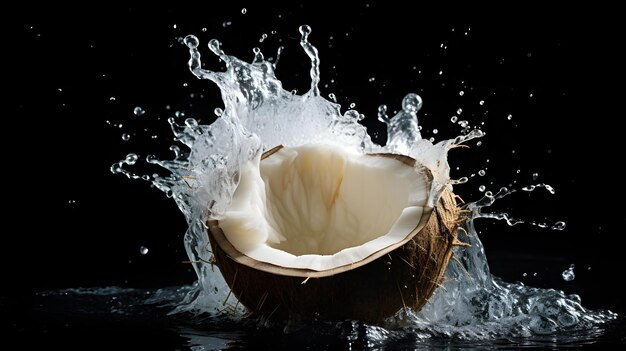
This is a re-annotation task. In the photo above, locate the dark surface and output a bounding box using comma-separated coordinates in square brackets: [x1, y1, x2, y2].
[7, 4, 625, 349]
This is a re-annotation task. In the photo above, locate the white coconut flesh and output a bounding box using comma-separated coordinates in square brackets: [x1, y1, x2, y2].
[219, 144, 432, 271]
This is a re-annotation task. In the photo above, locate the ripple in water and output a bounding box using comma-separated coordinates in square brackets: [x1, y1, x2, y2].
[111, 25, 616, 341]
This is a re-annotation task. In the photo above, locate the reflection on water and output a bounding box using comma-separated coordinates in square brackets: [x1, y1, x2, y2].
[10, 285, 620, 350]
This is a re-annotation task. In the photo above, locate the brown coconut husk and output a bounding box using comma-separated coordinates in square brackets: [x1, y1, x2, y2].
[205, 146, 465, 324]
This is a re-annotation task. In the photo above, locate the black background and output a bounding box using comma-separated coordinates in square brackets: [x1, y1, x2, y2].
[7, 3, 625, 322]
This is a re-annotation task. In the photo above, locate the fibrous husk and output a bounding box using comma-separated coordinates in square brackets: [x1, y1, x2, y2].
[205, 148, 463, 324]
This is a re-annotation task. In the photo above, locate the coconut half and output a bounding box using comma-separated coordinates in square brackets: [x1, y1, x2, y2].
[207, 144, 462, 323]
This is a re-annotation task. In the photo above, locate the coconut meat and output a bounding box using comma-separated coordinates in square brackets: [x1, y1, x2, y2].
[219, 144, 430, 271]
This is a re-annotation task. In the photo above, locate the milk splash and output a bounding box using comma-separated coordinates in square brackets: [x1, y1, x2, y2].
[113, 25, 615, 339]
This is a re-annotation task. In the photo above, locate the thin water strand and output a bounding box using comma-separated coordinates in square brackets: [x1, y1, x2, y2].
[299, 25, 321, 96]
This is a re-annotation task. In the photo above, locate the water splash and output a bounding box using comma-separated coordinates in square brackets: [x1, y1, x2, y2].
[397, 194, 612, 339]
[471, 186, 567, 229]
[113, 26, 616, 340]
[562, 264, 576, 282]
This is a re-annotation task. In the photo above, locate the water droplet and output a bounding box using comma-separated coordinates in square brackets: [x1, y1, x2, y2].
[183, 35, 199, 49]
[208, 39, 222, 56]
[476, 141, 482, 146]
[109, 96, 116, 101]
[523, 273, 528, 277]
[459, 90, 465, 96]
[458, 120, 469, 128]
[479, 185, 486, 192]
[507, 114, 513, 120]
[478, 170, 486, 176]
[140, 246, 149, 255]
[450, 116, 458, 123]
[402, 93, 423, 113]
[349, 102, 356, 109]
[133, 106, 145, 116]
[299, 24, 311, 37]
[551, 221, 566, 231]
[485, 191, 493, 197]
[456, 108, 463, 115]
[124, 153, 138, 165]
[202, 27, 207, 32]
[439, 70, 443, 75]
[368, 77, 375, 82]
[562, 264, 575, 281]
[532, 173, 539, 180]
[214, 107, 223, 116]
[377, 105, 388, 122]
[241, 8, 247, 14]
[432, 129, 438, 134]
[479, 100, 485, 106]
[259, 33, 268, 43]
[222, 21, 232, 27]
[122, 133, 130, 141]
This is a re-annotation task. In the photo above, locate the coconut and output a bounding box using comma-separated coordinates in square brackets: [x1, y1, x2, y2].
[206, 143, 463, 324]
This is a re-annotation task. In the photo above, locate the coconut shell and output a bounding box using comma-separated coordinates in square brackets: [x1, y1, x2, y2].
[205, 147, 463, 324]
